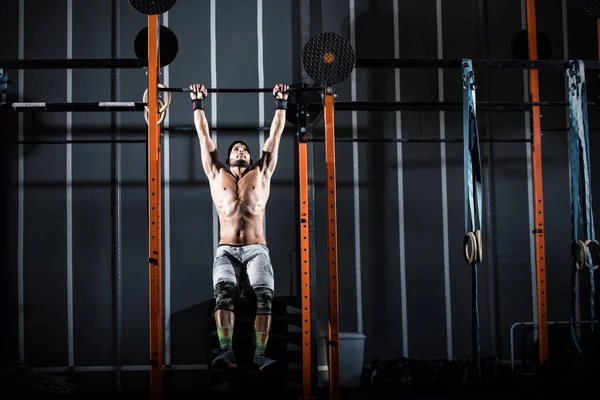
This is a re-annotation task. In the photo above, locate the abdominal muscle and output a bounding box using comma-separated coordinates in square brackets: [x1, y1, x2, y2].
[211, 169, 269, 246]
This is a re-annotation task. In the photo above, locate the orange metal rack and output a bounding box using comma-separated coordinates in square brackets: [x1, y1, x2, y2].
[526, 0, 548, 366]
[324, 86, 341, 400]
[298, 137, 312, 399]
[146, 14, 163, 400]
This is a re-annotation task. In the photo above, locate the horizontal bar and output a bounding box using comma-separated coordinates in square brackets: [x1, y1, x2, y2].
[307, 138, 532, 143]
[355, 58, 600, 70]
[0, 139, 146, 145]
[10, 102, 145, 112]
[160, 87, 323, 94]
[0, 137, 533, 145]
[8, 100, 591, 113]
[32, 364, 209, 373]
[307, 101, 594, 112]
[165, 126, 272, 132]
[0, 58, 147, 69]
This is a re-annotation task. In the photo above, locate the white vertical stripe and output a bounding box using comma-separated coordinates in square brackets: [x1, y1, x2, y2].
[66, 0, 74, 368]
[18, 0, 25, 364]
[349, 0, 363, 335]
[257, 0, 266, 235]
[211, 0, 219, 254]
[163, 11, 172, 367]
[392, 0, 408, 357]
[521, 0, 538, 342]
[561, 0, 580, 333]
[436, 0, 453, 361]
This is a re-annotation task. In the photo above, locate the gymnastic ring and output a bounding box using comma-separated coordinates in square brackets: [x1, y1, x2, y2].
[475, 229, 483, 264]
[143, 83, 171, 113]
[144, 97, 166, 125]
[143, 84, 171, 113]
[577, 239, 600, 271]
[576, 240, 587, 271]
[463, 231, 477, 265]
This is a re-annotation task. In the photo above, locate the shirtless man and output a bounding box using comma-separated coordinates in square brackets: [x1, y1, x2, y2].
[190, 83, 289, 371]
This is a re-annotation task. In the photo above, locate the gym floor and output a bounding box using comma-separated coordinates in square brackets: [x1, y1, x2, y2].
[5, 367, 584, 399]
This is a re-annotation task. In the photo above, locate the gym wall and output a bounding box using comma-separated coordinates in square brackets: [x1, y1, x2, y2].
[0, 0, 598, 371]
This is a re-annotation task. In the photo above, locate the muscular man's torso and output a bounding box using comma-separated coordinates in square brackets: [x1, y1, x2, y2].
[210, 166, 271, 246]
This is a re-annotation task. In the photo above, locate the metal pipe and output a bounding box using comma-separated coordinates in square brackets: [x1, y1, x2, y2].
[307, 138, 532, 143]
[1, 138, 532, 145]
[111, 0, 123, 392]
[3, 124, 596, 136]
[0, 58, 147, 69]
[4, 57, 600, 71]
[476, 0, 499, 358]
[435, 0, 451, 360]
[0, 139, 146, 145]
[509, 320, 597, 371]
[305, 101, 595, 112]
[32, 365, 210, 372]
[10, 102, 145, 112]
[66, 0, 75, 370]
[8, 100, 595, 114]
[355, 58, 600, 70]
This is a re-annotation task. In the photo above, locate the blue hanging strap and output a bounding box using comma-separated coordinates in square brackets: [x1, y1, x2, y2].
[462, 59, 483, 377]
[0, 68, 8, 105]
[567, 60, 598, 353]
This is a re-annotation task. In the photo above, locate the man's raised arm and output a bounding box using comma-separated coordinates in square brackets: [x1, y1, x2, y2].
[261, 83, 289, 177]
[191, 84, 222, 180]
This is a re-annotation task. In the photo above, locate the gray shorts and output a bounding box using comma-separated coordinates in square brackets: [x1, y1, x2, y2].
[212, 244, 275, 293]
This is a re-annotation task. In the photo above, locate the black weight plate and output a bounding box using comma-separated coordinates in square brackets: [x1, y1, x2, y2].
[302, 32, 355, 86]
[580, 0, 600, 18]
[134, 25, 179, 67]
[128, 0, 177, 15]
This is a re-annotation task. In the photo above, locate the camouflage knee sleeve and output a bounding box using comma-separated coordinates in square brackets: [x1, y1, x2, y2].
[253, 287, 273, 315]
[214, 281, 238, 312]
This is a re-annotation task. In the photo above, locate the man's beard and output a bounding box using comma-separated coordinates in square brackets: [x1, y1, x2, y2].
[231, 159, 250, 168]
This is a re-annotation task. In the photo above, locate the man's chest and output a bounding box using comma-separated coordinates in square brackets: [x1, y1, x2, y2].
[216, 171, 266, 201]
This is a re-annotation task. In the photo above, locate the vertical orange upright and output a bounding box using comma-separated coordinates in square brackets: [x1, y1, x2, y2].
[147, 14, 163, 400]
[597, 19, 600, 59]
[526, 0, 548, 365]
[324, 86, 340, 400]
[298, 140, 312, 399]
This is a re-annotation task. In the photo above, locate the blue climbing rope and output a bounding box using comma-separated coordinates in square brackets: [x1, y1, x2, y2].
[567, 59, 596, 353]
[462, 59, 483, 377]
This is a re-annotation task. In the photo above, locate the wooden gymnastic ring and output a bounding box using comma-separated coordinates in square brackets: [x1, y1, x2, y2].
[576, 240, 587, 271]
[143, 83, 171, 113]
[476, 230, 482, 263]
[463, 231, 477, 265]
[577, 239, 600, 271]
[144, 97, 166, 125]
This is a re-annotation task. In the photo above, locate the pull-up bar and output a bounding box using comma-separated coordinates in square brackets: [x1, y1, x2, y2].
[159, 86, 322, 94]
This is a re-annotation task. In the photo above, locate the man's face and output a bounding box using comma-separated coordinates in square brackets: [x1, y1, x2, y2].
[229, 143, 251, 168]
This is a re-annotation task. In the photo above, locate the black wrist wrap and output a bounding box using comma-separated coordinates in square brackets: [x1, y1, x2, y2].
[275, 99, 287, 110]
[192, 99, 204, 111]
